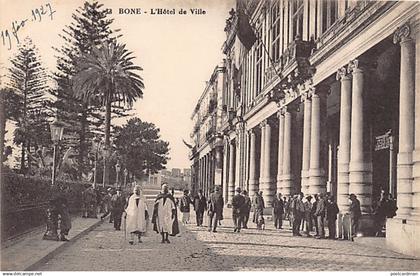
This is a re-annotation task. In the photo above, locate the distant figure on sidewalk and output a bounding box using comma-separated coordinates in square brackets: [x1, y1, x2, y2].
[152, 183, 179, 243]
[272, 193, 284, 229]
[232, 187, 245, 233]
[193, 189, 207, 226]
[208, 186, 224, 232]
[111, 187, 126, 231]
[291, 193, 305, 236]
[125, 185, 148, 245]
[373, 190, 388, 237]
[326, 196, 339, 239]
[303, 195, 313, 237]
[180, 189, 193, 224]
[311, 194, 319, 236]
[241, 190, 251, 229]
[100, 188, 113, 222]
[252, 191, 265, 230]
[349, 193, 361, 237]
[56, 186, 72, 241]
[314, 193, 326, 239]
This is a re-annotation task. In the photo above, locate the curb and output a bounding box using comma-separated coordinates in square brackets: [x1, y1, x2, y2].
[25, 219, 104, 271]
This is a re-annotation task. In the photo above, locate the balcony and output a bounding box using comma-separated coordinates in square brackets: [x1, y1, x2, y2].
[263, 37, 316, 94]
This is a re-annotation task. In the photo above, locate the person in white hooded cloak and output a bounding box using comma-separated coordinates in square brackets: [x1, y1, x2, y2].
[124, 185, 149, 244]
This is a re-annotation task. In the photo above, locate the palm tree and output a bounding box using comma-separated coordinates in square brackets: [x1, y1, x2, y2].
[73, 41, 144, 186]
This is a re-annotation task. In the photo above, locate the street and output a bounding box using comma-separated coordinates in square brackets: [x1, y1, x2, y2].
[34, 202, 420, 271]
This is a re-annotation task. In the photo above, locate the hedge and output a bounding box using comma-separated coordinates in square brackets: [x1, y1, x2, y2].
[1, 173, 91, 240]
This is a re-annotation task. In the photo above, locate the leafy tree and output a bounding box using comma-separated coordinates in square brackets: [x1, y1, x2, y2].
[114, 118, 169, 178]
[73, 41, 144, 185]
[7, 38, 50, 173]
[52, 1, 121, 180]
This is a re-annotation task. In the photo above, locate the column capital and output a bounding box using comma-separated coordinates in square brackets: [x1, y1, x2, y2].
[348, 59, 376, 74]
[260, 119, 268, 128]
[336, 66, 351, 81]
[308, 83, 329, 98]
[393, 23, 412, 44]
[301, 90, 312, 102]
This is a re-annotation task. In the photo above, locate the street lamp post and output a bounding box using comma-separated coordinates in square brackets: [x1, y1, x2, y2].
[43, 117, 64, 241]
[115, 160, 121, 187]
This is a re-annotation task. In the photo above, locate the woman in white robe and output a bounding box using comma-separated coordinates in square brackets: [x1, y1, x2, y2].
[125, 185, 148, 244]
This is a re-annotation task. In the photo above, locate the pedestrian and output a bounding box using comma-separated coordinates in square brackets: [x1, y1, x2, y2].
[291, 193, 305, 236]
[152, 183, 179, 243]
[193, 189, 207, 226]
[100, 188, 113, 222]
[111, 187, 126, 231]
[180, 189, 193, 224]
[326, 195, 339, 239]
[272, 193, 284, 229]
[56, 186, 72, 241]
[232, 187, 245, 233]
[314, 193, 326, 239]
[349, 193, 361, 238]
[373, 190, 388, 237]
[311, 194, 319, 236]
[386, 193, 398, 219]
[208, 185, 224, 232]
[303, 195, 313, 237]
[252, 191, 265, 230]
[125, 185, 149, 245]
[241, 190, 251, 229]
[82, 186, 97, 218]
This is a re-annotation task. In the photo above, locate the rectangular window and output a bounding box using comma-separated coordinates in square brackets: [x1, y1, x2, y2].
[292, 0, 304, 40]
[321, 0, 338, 34]
[271, 1, 281, 62]
[255, 28, 263, 95]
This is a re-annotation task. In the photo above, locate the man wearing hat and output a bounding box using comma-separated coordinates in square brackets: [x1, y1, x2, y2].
[208, 185, 224, 232]
[231, 187, 245, 233]
[303, 195, 313, 237]
[349, 193, 361, 237]
[111, 187, 126, 231]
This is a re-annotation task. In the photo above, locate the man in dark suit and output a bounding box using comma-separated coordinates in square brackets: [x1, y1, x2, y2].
[208, 186, 224, 232]
[241, 190, 251, 229]
[272, 192, 284, 229]
[193, 189, 207, 226]
[232, 187, 245, 233]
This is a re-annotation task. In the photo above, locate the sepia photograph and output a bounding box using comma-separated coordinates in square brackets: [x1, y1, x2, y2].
[0, 0, 419, 273]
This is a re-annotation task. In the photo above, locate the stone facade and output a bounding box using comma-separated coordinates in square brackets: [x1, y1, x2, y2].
[190, 0, 419, 257]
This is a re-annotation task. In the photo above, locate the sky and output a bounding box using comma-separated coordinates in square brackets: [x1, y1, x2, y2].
[0, 0, 235, 170]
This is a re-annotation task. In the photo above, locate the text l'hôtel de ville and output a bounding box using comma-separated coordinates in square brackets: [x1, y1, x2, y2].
[104, 8, 206, 15]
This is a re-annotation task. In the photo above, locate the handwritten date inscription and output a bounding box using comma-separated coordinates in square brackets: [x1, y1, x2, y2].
[1, 3, 56, 50]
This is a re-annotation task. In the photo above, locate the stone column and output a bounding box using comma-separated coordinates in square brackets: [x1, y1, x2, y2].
[282, 107, 294, 196]
[222, 139, 229, 203]
[412, 20, 420, 221]
[276, 110, 285, 195]
[348, 59, 373, 214]
[259, 121, 266, 189]
[394, 23, 415, 219]
[228, 140, 235, 204]
[301, 92, 312, 195]
[235, 136, 241, 190]
[308, 87, 327, 195]
[248, 129, 258, 197]
[214, 145, 223, 187]
[336, 67, 352, 213]
[260, 119, 275, 207]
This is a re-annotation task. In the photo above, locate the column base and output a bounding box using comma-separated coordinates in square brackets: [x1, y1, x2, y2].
[308, 168, 326, 195]
[281, 174, 295, 196]
[248, 178, 259, 197]
[349, 161, 373, 212]
[301, 171, 310, 196]
[260, 178, 275, 207]
[276, 178, 283, 195]
[227, 181, 235, 205]
[386, 217, 420, 257]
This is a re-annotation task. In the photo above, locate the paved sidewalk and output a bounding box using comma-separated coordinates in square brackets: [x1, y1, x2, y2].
[1, 216, 103, 271]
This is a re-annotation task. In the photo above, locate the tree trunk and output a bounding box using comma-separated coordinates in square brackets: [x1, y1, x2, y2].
[103, 98, 112, 186]
[0, 92, 5, 177]
[79, 107, 87, 180]
[21, 143, 25, 173]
